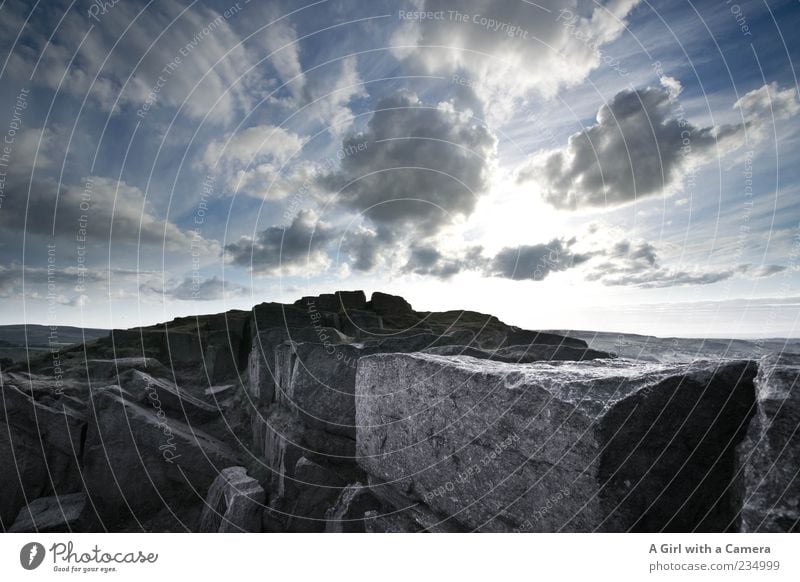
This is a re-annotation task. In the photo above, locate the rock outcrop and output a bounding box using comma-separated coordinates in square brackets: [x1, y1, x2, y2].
[356, 354, 757, 532]
[3, 290, 795, 533]
[737, 354, 800, 532]
[199, 467, 265, 533]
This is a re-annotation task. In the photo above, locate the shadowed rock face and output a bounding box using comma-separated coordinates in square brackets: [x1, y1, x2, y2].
[0, 382, 86, 528]
[9, 493, 86, 533]
[355, 354, 757, 532]
[81, 386, 241, 530]
[737, 354, 800, 532]
[199, 467, 264, 533]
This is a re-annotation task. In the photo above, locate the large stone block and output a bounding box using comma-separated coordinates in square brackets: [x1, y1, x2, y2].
[199, 466, 265, 532]
[356, 354, 756, 532]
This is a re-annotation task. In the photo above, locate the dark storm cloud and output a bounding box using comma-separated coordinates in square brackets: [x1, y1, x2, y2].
[320, 90, 497, 238]
[524, 82, 799, 210]
[402, 244, 486, 279]
[489, 239, 590, 281]
[225, 210, 334, 274]
[522, 85, 745, 209]
[0, 176, 212, 252]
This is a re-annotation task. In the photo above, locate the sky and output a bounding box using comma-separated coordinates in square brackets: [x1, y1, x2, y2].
[0, 0, 798, 337]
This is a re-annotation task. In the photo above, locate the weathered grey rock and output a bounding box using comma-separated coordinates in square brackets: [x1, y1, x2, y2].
[285, 457, 345, 532]
[9, 493, 86, 533]
[252, 302, 313, 331]
[82, 385, 242, 529]
[335, 290, 367, 310]
[324, 482, 383, 532]
[0, 382, 85, 528]
[363, 510, 423, 533]
[275, 342, 362, 438]
[368, 292, 414, 316]
[119, 369, 221, 422]
[247, 327, 348, 406]
[274, 332, 475, 438]
[82, 357, 169, 381]
[250, 407, 306, 496]
[424, 343, 613, 363]
[340, 309, 383, 336]
[356, 354, 756, 532]
[199, 467, 265, 532]
[504, 328, 587, 349]
[738, 354, 800, 532]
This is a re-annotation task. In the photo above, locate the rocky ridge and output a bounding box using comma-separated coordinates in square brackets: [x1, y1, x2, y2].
[0, 291, 796, 532]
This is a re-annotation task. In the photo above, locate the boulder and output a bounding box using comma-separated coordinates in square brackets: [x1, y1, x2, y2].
[9, 493, 86, 533]
[737, 354, 800, 532]
[82, 385, 242, 529]
[504, 328, 587, 349]
[250, 407, 306, 496]
[285, 457, 345, 532]
[335, 290, 367, 310]
[356, 354, 757, 532]
[0, 383, 85, 528]
[252, 302, 313, 331]
[82, 357, 169, 381]
[199, 467, 265, 532]
[119, 369, 221, 423]
[294, 294, 340, 312]
[274, 332, 476, 439]
[324, 483, 383, 532]
[368, 292, 414, 316]
[364, 509, 423, 533]
[423, 343, 613, 363]
[275, 342, 362, 438]
[247, 327, 348, 407]
[339, 309, 383, 336]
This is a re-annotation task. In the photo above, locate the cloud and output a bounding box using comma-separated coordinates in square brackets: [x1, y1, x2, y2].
[733, 82, 800, 141]
[321, 90, 497, 239]
[581, 237, 787, 288]
[746, 264, 787, 278]
[488, 239, 590, 281]
[0, 175, 217, 254]
[0, 263, 103, 305]
[6, 0, 262, 122]
[224, 210, 334, 275]
[393, 0, 640, 118]
[522, 82, 799, 210]
[402, 244, 485, 279]
[144, 275, 250, 301]
[521, 85, 746, 209]
[200, 124, 307, 198]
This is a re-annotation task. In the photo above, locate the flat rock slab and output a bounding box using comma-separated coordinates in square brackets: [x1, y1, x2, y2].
[737, 354, 800, 532]
[82, 385, 242, 529]
[10, 493, 86, 533]
[356, 354, 756, 532]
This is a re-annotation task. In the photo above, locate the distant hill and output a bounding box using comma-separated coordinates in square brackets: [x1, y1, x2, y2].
[547, 329, 800, 362]
[0, 325, 109, 364]
[0, 324, 108, 346]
